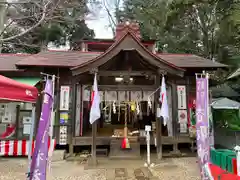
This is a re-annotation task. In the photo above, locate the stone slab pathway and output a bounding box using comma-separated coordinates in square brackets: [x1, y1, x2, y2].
[0, 154, 200, 180]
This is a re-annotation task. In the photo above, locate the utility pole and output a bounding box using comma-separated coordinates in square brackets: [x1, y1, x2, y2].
[0, 0, 6, 53]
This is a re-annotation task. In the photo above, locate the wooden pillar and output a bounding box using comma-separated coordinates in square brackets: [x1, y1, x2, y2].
[155, 73, 162, 160]
[55, 69, 60, 143]
[16, 105, 20, 139]
[170, 81, 181, 155]
[186, 76, 190, 132]
[90, 121, 97, 166]
[69, 81, 77, 157]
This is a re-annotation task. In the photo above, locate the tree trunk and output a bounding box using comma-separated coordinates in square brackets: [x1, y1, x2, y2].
[0, 2, 6, 53]
[40, 40, 48, 51]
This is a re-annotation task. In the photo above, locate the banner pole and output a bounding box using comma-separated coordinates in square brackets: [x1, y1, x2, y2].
[49, 75, 55, 139]
[48, 75, 55, 172]
[29, 79, 53, 180]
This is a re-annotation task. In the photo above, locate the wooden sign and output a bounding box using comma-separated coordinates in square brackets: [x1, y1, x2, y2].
[59, 126, 67, 145]
[60, 86, 70, 110]
[130, 91, 142, 101]
[178, 110, 188, 133]
[178, 110, 188, 123]
[177, 85, 186, 109]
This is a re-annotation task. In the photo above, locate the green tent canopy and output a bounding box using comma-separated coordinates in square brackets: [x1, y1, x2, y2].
[12, 77, 41, 86]
[211, 98, 240, 109]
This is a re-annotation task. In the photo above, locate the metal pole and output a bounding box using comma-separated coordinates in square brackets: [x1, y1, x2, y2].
[49, 75, 55, 140]
[144, 125, 154, 167]
[146, 131, 150, 165]
[27, 105, 36, 178]
[48, 75, 55, 174]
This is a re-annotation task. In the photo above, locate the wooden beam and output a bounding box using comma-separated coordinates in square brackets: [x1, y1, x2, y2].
[89, 69, 98, 167]
[97, 71, 156, 77]
[69, 82, 77, 157]
[170, 81, 181, 155]
[83, 85, 158, 91]
[155, 73, 162, 160]
[90, 121, 97, 166]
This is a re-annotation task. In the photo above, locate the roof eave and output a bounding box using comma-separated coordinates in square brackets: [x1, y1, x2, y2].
[72, 31, 185, 77]
[16, 64, 73, 68]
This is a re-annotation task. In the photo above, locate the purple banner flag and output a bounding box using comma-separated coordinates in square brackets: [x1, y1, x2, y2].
[30, 79, 53, 180]
[196, 77, 210, 179]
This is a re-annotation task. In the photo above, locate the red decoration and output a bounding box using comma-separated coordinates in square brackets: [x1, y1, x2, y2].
[0, 124, 16, 138]
[0, 139, 56, 156]
[0, 75, 38, 103]
[121, 137, 130, 149]
[180, 113, 186, 119]
[209, 163, 240, 180]
[233, 158, 237, 175]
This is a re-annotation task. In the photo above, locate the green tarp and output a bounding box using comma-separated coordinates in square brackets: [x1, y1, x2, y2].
[12, 77, 40, 86]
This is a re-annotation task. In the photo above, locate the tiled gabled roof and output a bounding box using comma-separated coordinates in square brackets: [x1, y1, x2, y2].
[0, 54, 30, 71]
[16, 51, 101, 67]
[71, 30, 185, 76]
[157, 54, 227, 68]
[15, 51, 227, 69]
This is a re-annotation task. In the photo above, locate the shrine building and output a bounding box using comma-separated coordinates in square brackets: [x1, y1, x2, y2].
[0, 21, 226, 159]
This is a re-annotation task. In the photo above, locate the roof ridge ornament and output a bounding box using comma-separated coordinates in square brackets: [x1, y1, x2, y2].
[115, 20, 142, 40]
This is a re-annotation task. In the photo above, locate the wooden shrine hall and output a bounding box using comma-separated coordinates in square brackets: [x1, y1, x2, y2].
[0, 21, 227, 159]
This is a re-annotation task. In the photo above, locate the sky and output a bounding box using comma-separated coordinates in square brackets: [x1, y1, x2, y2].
[86, 0, 116, 39]
[86, 15, 114, 39]
[48, 0, 116, 50]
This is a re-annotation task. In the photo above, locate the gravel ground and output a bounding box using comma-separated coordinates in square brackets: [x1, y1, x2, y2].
[0, 153, 200, 180]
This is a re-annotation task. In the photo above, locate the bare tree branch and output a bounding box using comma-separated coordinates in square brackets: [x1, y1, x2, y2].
[102, 0, 120, 36]
[0, 0, 58, 42]
[4, 41, 40, 48]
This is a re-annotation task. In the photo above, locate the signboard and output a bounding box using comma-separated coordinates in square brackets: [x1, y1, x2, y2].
[177, 85, 186, 109]
[196, 77, 210, 179]
[178, 110, 187, 123]
[59, 126, 67, 145]
[60, 86, 70, 110]
[60, 112, 68, 125]
[178, 110, 188, 133]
